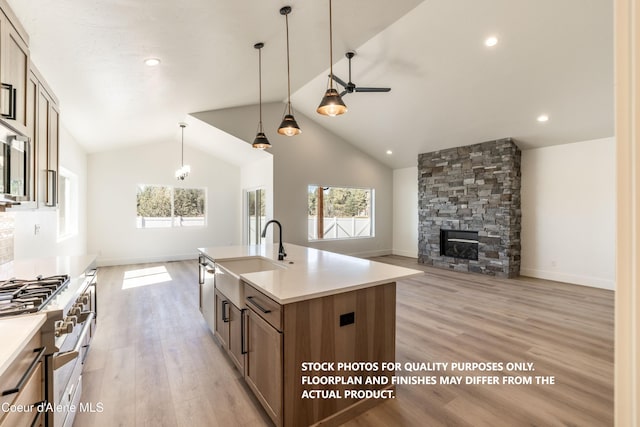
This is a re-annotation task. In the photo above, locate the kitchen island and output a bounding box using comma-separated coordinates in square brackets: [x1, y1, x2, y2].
[198, 243, 422, 427]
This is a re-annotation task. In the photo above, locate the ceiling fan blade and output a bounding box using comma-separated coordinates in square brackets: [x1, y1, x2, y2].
[354, 87, 391, 93]
[330, 74, 349, 89]
[340, 90, 348, 97]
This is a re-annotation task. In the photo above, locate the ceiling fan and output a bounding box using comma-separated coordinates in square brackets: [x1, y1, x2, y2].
[330, 51, 391, 97]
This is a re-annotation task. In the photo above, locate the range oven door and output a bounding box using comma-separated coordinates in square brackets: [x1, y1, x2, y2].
[50, 311, 94, 427]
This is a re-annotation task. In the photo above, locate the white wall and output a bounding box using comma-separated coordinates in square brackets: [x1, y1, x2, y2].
[13, 124, 88, 259]
[194, 103, 394, 257]
[520, 137, 616, 289]
[240, 156, 274, 242]
[87, 141, 241, 266]
[392, 167, 418, 258]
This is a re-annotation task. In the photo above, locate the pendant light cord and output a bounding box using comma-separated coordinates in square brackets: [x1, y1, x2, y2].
[285, 12, 292, 115]
[258, 46, 263, 131]
[328, 0, 334, 90]
[181, 125, 184, 167]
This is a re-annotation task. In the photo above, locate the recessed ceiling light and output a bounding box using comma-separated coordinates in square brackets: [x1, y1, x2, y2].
[144, 58, 161, 66]
[484, 36, 498, 47]
[386, 150, 393, 155]
[537, 114, 549, 122]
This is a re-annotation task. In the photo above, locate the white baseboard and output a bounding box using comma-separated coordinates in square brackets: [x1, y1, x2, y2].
[520, 267, 615, 290]
[97, 253, 198, 267]
[391, 249, 418, 258]
[346, 249, 392, 258]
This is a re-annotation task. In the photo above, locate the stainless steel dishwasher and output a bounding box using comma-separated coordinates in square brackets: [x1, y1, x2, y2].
[198, 254, 216, 334]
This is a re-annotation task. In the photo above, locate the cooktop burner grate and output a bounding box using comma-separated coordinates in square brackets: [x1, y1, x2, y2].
[0, 275, 70, 317]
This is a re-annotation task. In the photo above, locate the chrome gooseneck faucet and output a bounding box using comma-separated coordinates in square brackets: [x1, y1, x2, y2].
[261, 220, 286, 261]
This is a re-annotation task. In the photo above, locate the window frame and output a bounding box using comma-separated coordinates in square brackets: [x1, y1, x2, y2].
[307, 184, 375, 242]
[136, 184, 207, 229]
[57, 167, 79, 241]
[245, 187, 266, 245]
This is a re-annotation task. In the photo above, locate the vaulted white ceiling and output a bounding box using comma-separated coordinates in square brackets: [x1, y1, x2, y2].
[8, 0, 613, 169]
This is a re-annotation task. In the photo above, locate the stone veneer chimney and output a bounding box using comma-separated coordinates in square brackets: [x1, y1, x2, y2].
[418, 138, 521, 278]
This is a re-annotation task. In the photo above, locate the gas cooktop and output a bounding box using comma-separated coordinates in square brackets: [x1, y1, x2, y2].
[0, 275, 70, 317]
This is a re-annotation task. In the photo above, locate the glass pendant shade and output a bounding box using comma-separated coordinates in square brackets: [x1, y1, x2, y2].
[175, 164, 190, 180]
[253, 131, 271, 149]
[317, 88, 347, 117]
[277, 113, 301, 136]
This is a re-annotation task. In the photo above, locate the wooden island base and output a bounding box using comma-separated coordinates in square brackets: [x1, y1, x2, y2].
[199, 244, 421, 427]
[280, 282, 397, 427]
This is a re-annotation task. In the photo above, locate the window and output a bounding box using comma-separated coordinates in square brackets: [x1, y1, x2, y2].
[136, 185, 206, 228]
[308, 185, 374, 240]
[58, 167, 78, 239]
[246, 188, 266, 244]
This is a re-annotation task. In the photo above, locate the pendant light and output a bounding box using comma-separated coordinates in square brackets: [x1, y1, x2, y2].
[277, 6, 302, 136]
[252, 42, 271, 149]
[317, 0, 347, 117]
[175, 122, 190, 180]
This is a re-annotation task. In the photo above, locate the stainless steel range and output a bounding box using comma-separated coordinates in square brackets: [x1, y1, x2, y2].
[1, 264, 97, 427]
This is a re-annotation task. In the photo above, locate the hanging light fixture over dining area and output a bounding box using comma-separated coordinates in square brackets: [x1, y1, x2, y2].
[175, 122, 190, 180]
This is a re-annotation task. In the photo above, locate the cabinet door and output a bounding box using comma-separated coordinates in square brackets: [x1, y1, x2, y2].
[0, 16, 29, 135]
[227, 305, 245, 373]
[214, 289, 229, 348]
[25, 71, 37, 201]
[245, 308, 283, 427]
[36, 86, 58, 207]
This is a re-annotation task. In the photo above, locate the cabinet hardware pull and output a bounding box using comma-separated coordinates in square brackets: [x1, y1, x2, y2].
[241, 308, 247, 354]
[0, 83, 16, 119]
[2, 346, 45, 396]
[222, 300, 229, 322]
[246, 296, 272, 314]
[46, 170, 57, 207]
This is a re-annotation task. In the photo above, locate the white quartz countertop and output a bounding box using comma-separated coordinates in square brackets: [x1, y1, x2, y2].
[0, 254, 97, 281]
[198, 244, 423, 304]
[0, 313, 46, 377]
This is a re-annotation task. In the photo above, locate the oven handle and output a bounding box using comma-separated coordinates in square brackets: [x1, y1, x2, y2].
[53, 312, 94, 370]
[1, 347, 45, 396]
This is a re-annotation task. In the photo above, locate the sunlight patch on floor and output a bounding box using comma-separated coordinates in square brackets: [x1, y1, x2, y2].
[122, 266, 172, 289]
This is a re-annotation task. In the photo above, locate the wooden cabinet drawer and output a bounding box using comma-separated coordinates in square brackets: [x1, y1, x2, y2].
[0, 333, 42, 418]
[0, 362, 43, 427]
[243, 282, 282, 331]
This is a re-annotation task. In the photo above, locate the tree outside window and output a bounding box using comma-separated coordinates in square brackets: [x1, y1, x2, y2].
[308, 185, 374, 240]
[136, 185, 206, 228]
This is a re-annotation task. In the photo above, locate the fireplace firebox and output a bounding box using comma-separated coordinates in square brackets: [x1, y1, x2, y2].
[440, 230, 479, 260]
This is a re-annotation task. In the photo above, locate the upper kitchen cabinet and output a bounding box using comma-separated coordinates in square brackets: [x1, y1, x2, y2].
[28, 66, 60, 208]
[0, 1, 29, 136]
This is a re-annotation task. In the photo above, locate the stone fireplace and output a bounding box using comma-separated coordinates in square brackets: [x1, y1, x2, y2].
[418, 138, 521, 278]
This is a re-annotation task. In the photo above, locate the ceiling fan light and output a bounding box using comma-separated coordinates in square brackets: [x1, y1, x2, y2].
[277, 114, 302, 136]
[253, 132, 272, 149]
[317, 88, 347, 117]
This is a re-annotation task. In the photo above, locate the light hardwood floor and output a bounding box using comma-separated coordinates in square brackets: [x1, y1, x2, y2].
[74, 257, 613, 427]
